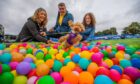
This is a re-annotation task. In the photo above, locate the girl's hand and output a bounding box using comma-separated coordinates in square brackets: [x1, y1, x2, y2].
[40, 32, 46, 36]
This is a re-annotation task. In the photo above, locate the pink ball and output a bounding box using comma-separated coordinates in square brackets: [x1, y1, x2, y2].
[124, 67, 140, 81]
[0, 64, 2, 74]
[81, 46, 88, 51]
[91, 53, 103, 64]
[9, 62, 19, 70]
[109, 69, 121, 82]
[27, 76, 37, 84]
[99, 62, 109, 69]
[51, 72, 63, 84]
[61, 82, 70, 84]
[117, 45, 125, 51]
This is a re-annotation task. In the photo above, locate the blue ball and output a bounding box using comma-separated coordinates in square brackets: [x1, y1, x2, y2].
[78, 58, 89, 70]
[63, 58, 71, 65]
[30, 63, 36, 69]
[131, 58, 140, 69]
[72, 54, 81, 63]
[111, 65, 122, 74]
[0, 53, 12, 63]
[95, 75, 113, 84]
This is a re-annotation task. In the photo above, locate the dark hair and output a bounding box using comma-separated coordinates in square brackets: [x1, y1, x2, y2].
[82, 12, 96, 27]
[58, 2, 66, 7]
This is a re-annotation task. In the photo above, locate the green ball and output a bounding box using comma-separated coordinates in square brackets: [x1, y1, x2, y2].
[101, 50, 108, 57]
[52, 60, 63, 72]
[63, 52, 69, 58]
[125, 47, 136, 55]
[27, 48, 33, 54]
[2, 64, 11, 73]
[0, 72, 14, 84]
[44, 54, 52, 61]
[13, 76, 27, 84]
[120, 59, 132, 68]
[135, 78, 140, 84]
[38, 75, 55, 84]
[131, 54, 140, 59]
[36, 52, 44, 59]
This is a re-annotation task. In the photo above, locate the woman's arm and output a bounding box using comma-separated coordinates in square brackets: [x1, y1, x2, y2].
[86, 28, 95, 41]
[26, 21, 48, 43]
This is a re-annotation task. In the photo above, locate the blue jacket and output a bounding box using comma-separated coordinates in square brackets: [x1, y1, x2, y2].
[54, 11, 74, 33]
[80, 25, 95, 41]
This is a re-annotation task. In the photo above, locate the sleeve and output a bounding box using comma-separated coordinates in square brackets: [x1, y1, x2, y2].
[26, 21, 48, 43]
[68, 13, 74, 22]
[86, 28, 95, 41]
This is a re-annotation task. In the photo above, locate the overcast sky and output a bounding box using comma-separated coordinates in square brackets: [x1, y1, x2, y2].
[0, 0, 140, 35]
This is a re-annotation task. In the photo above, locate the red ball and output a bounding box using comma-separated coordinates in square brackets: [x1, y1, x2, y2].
[96, 67, 110, 76]
[27, 69, 37, 78]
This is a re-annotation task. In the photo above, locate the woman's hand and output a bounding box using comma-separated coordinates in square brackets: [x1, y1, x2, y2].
[49, 28, 54, 32]
[40, 32, 46, 36]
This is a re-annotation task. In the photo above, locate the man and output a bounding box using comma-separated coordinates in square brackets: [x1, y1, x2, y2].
[48, 2, 74, 38]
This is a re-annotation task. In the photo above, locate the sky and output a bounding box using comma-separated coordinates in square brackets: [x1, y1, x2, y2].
[0, 0, 140, 35]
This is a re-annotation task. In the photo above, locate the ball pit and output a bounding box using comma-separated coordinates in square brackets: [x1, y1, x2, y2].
[0, 41, 140, 84]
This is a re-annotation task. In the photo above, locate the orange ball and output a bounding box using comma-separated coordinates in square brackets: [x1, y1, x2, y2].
[91, 47, 100, 53]
[87, 63, 99, 77]
[36, 63, 50, 76]
[79, 71, 94, 84]
[118, 79, 133, 84]
[74, 66, 83, 73]
[121, 74, 131, 81]
[45, 59, 54, 68]
[11, 52, 24, 62]
[60, 66, 72, 77]
[74, 48, 81, 54]
[64, 72, 79, 84]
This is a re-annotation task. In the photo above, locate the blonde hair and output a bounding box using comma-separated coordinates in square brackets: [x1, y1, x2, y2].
[32, 8, 48, 27]
[74, 22, 85, 32]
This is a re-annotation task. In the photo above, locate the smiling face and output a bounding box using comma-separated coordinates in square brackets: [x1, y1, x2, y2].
[85, 15, 91, 25]
[38, 11, 46, 23]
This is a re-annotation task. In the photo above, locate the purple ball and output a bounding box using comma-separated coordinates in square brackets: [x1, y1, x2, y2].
[23, 58, 33, 63]
[117, 45, 125, 51]
[9, 62, 18, 70]
[124, 67, 140, 81]
[16, 62, 31, 75]
[51, 72, 62, 84]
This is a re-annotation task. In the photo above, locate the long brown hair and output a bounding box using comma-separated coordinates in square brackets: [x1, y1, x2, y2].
[82, 12, 96, 27]
[32, 8, 48, 27]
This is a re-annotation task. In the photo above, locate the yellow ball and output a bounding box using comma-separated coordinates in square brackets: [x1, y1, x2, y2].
[35, 60, 45, 66]
[115, 51, 124, 60]
[80, 51, 91, 60]
[10, 44, 17, 50]
[67, 62, 76, 70]
[41, 48, 48, 55]
[104, 59, 114, 67]
[56, 53, 63, 60]
[59, 49, 65, 54]
[11, 70, 18, 77]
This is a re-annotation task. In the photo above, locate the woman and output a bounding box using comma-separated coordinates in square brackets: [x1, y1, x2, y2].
[81, 12, 96, 41]
[16, 8, 50, 43]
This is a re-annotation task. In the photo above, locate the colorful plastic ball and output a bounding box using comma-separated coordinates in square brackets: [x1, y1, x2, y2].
[80, 50, 91, 60]
[2, 64, 11, 73]
[109, 69, 121, 82]
[36, 63, 50, 76]
[73, 48, 81, 54]
[36, 52, 44, 59]
[81, 46, 88, 51]
[23, 57, 33, 63]
[124, 54, 131, 60]
[11, 52, 24, 62]
[27, 48, 33, 54]
[73, 66, 83, 73]
[131, 58, 140, 69]
[118, 79, 133, 84]
[117, 45, 125, 51]
[60, 82, 70, 84]
[13, 76, 27, 84]
[108, 51, 115, 58]
[111, 58, 119, 65]
[63, 58, 71, 65]
[63, 52, 69, 58]
[72, 54, 81, 63]
[96, 67, 110, 76]
[111, 65, 122, 74]
[99, 61, 109, 69]
[79, 71, 94, 84]
[135, 78, 140, 84]
[49, 48, 58, 55]
[124, 67, 140, 81]
[121, 74, 131, 80]
[0, 53, 12, 63]
[0, 43, 6, 50]
[27, 69, 37, 78]
[60, 66, 72, 77]
[94, 75, 113, 84]
[91, 47, 100, 53]
[44, 54, 52, 61]
[0, 72, 14, 84]
[87, 63, 99, 77]
[67, 61, 76, 70]
[51, 72, 62, 84]
[27, 76, 37, 84]
[120, 59, 132, 68]
[34, 50, 44, 55]
[11, 70, 18, 77]
[53, 60, 63, 72]
[115, 51, 124, 60]
[104, 59, 114, 68]
[101, 50, 108, 58]
[45, 59, 54, 68]
[19, 48, 26, 55]
[64, 72, 79, 84]
[16, 62, 31, 75]
[91, 53, 102, 64]
[0, 64, 2, 74]
[78, 58, 90, 70]
[38, 75, 55, 84]
[30, 63, 36, 69]
[9, 62, 18, 70]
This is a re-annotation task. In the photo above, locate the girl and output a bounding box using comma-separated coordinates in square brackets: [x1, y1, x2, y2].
[16, 8, 50, 43]
[81, 12, 96, 41]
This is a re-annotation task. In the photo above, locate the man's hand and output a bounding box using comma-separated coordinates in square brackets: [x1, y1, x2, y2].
[40, 32, 46, 36]
[49, 28, 54, 32]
